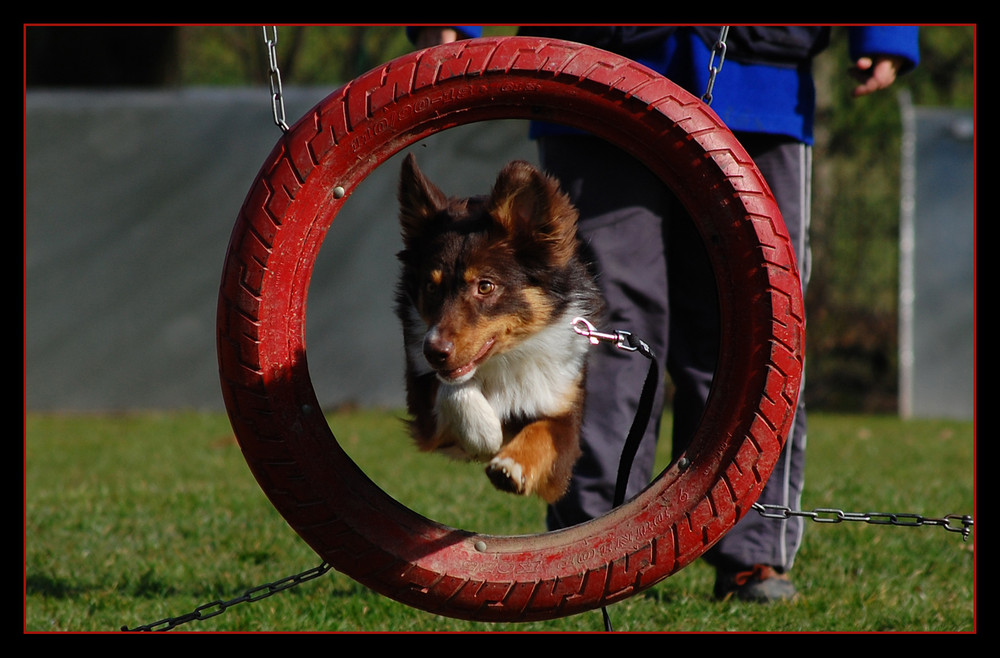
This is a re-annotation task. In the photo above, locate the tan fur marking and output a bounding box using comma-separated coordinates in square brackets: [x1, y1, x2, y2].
[519, 287, 556, 329]
[487, 415, 582, 502]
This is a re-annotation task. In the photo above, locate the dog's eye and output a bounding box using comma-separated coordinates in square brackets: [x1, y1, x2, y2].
[424, 281, 439, 295]
[477, 280, 496, 295]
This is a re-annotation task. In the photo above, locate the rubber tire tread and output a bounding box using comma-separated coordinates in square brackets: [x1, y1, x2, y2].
[217, 36, 805, 623]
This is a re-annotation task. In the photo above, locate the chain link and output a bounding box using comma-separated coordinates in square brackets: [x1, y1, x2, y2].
[753, 503, 974, 541]
[121, 562, 332, 632]
[701, 26, 730, 105]
[262, 26, 289, 133]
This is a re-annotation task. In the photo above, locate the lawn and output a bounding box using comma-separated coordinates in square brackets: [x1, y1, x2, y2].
[25, 409, 975, 633]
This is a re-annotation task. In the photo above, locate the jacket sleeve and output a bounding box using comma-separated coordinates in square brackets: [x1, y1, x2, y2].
[848, 26, 920, 72]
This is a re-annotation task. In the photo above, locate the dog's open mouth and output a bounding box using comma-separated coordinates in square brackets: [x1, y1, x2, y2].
[438, 337, 496, 382]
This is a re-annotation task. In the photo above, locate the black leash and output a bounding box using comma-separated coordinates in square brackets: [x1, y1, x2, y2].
[610, 332, 659, 509]
[572, 319, 659, 632]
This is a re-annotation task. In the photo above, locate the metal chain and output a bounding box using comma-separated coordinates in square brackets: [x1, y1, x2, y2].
[753, 502, 974, 541]
[702, 26, 730, 105]
[121, 561, 332, 632]
[262, 26, 289, 133]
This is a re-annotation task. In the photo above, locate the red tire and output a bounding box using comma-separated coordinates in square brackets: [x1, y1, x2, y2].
[217, 36, 804, 622]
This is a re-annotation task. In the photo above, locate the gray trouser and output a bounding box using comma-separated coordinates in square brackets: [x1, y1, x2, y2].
[541, 133, 809, 571]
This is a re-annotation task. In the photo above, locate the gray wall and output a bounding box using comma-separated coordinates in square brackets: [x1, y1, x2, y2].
[26, 88, 536, 411]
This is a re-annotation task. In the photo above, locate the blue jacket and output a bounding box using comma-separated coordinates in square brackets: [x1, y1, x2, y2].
[408, 26, 919, 145]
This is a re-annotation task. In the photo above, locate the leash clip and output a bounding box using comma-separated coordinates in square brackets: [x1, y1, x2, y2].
[572, 317, 641, 353]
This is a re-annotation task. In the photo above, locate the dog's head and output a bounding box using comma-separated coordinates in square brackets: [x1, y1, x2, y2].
[397, 153, 581, 383]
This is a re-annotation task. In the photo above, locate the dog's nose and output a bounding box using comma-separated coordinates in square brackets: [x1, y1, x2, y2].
[423, 330, 453, 367]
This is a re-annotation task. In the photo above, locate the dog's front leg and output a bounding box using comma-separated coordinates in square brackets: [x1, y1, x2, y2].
[434, 382, 503, 461]
[486, 415, 582, 503]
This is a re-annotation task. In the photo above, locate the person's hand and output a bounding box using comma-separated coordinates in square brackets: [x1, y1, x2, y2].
[849, 55, 906, 97]
[413, 27, 460, 49]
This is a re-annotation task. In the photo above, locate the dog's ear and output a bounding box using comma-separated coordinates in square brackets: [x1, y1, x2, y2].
[398, 153, 447, 241]
[488, 161, 578, 266]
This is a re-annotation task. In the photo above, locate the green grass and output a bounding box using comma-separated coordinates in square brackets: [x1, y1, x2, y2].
[25, 409, 975, 633]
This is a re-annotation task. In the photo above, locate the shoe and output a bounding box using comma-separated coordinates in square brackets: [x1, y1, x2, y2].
[714, 564, 799, 603]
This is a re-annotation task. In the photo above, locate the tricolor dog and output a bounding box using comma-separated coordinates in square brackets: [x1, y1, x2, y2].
[395, 153, 604, 502]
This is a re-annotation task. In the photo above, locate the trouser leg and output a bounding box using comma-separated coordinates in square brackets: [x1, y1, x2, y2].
[539, 133, 809, 574]
[539, 135, 673, 529]
[701, 133, 810, 571]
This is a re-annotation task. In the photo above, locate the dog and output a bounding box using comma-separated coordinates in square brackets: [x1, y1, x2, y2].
[395, 153, 604, 503]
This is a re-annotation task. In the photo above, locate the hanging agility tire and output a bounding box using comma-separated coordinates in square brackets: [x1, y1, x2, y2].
[217, 36, 804, 622]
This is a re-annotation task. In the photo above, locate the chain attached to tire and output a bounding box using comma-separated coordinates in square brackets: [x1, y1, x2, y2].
[262, 26, 289, 133]
[753, 503, 974, 540]
[702, 26, 730, 105]
[120, 562, 332, 632]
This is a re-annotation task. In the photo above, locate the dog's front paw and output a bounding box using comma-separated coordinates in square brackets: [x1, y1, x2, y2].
[435, 382, 502, 460]
[486, 456, 528, 495]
